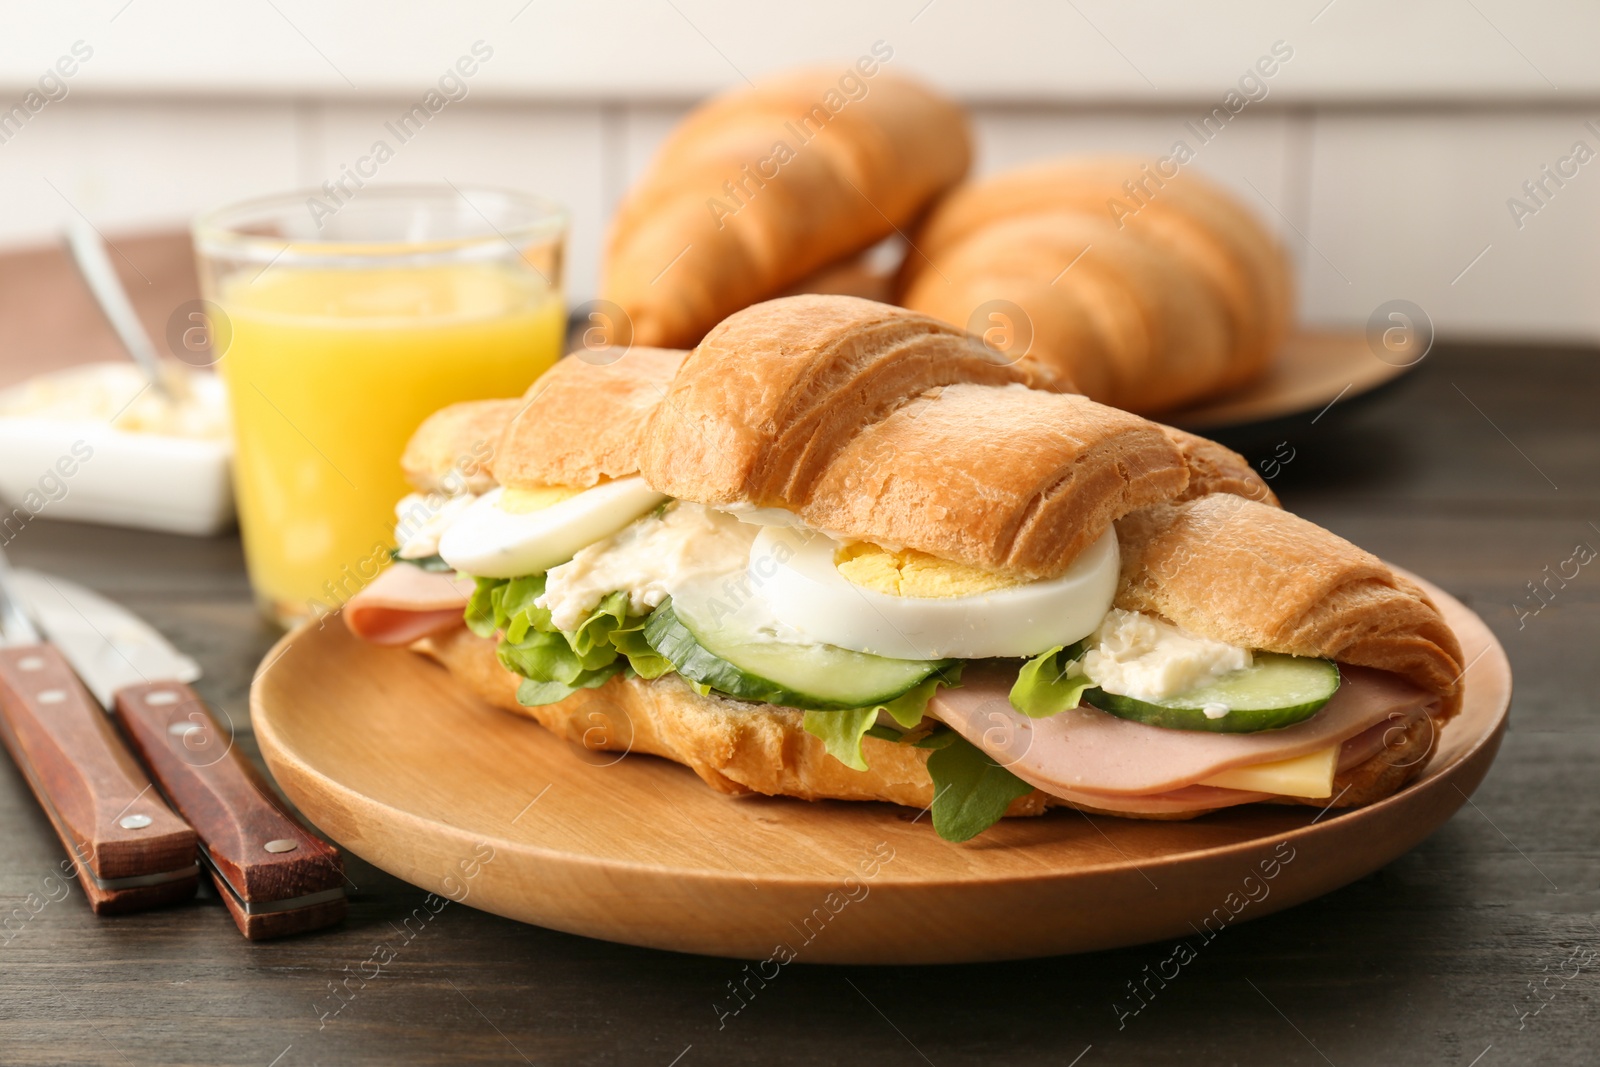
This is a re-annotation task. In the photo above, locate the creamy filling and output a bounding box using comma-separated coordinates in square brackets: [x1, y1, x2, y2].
[1081, 608, 1253, 702]
[537, 502, 756, 630]
[394, 491, 478, 560]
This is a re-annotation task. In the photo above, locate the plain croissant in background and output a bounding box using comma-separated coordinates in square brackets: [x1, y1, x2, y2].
[900, 158, 1295, 414]
[601, 63, 971, 349]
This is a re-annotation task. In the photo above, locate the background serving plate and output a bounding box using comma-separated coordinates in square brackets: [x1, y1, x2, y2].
[252, 573, 1509, 964]
[1165, 330, 1417, 432]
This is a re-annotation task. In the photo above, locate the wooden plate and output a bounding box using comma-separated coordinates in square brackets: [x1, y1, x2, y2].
[252, 575, 1509, 964]
[1166, 330, 1416, 431]
[783, 256, 1408, 434]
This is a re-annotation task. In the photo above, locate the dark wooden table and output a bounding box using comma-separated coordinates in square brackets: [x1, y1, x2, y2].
[1, 343, 1596, 1067]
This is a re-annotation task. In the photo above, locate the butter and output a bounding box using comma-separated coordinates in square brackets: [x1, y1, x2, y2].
[1082, 609, 1252, 701]
[1199, 746, 1338, 798]
[0, 362, 228, 440]
[538, 502, 757, 631]
[834, 542, 1021, 598]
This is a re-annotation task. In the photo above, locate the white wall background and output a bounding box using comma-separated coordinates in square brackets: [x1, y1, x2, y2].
[2, 1, 1598, 340]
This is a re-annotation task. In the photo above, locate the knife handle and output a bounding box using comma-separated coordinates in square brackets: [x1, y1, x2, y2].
[0, 644, 199, 914]
[113, 680, 348, 940]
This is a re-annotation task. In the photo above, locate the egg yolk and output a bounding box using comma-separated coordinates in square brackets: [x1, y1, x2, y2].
[497, 485, 583, 514]
[834, 543, 1022, 598]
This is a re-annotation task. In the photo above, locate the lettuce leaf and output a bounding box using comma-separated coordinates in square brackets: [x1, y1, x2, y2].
[920, 729, 1035, 842]
[464, 576, 504, 638]
[464, 575, 659, 704]
[516, 666, 622, 707]
[801, 667, 962, 771]
[801, 707, 878, 771]
[608, 619, 674, 679]
[1009, 641, 1091, 718]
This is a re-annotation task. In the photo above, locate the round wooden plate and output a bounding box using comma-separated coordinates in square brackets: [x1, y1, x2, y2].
[1166, 330, 1416, 431]
[253, 575, 1509, 964]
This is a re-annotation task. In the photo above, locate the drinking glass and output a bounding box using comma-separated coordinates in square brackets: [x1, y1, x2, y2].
[194, 185, 567, 626]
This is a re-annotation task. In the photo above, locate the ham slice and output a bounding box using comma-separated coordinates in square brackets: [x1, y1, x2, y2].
[1335, 713, 1426, 772]
[1034, 782, 1271, 816]
[344, 563, 476, 646]
[931, 663, 1438, 805]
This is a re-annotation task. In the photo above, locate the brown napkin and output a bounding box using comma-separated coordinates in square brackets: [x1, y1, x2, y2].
[0, 229, 199, 390]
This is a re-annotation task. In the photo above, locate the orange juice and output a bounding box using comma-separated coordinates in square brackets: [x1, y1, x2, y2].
[218, 263, 562, 623]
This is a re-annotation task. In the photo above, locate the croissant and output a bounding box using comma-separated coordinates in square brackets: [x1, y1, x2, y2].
[602, 67, 970, 349]
[401, 398, 520, 495]
[1158, 424, 1280, 506]
[898, 158, 1294, 414]
[364, 295, 1464, 830]
[491, 346, 687, 489]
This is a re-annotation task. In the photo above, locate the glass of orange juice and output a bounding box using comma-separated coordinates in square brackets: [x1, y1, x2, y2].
[194, 185, 567, 627]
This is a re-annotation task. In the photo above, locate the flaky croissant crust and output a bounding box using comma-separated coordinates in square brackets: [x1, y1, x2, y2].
[636, 295, 1190, 578]
[1114, 494, 1464, 716]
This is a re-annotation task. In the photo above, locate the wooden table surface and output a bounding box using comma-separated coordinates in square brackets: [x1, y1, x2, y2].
[1, 341, 1597, 1067]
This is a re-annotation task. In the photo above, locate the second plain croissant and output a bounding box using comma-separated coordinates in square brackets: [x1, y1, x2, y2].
[898, 157, 1296, 414]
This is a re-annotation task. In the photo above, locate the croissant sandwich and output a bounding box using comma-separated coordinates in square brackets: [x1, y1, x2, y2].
[601, 61, 970, 350]
[898, 157, 1295, 415]
[349, 295, 1462, 842]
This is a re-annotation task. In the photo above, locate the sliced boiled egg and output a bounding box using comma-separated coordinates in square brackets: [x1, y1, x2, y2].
[747, 524, 1119, 660]
[437, 476, 666, 578]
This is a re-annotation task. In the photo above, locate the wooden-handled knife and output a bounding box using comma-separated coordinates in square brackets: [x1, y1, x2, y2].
[0, 551, 199, 914]
[10, 568, 349, 940]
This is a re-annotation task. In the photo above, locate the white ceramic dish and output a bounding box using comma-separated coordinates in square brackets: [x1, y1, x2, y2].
[0, 364, 234, 537]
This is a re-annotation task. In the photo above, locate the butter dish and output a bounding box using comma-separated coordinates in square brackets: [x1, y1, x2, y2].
[0, 362, 234, 537]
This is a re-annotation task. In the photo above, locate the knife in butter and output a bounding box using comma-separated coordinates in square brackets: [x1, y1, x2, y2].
[12, 568, 349, 940]
[0, 551, 199, 914]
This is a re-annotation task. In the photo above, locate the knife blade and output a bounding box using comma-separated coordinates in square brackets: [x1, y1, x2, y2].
[0, 553, 199, 914]
[13, 570, 349, 940]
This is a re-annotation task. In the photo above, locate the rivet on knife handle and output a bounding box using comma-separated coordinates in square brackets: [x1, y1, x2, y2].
[112, 680, 348, 940]
[0, 645, 199, 914]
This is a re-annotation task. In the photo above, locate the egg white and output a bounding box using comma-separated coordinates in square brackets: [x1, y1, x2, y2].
[747, 525, 1120, 660]
[437, 477, 666, 578]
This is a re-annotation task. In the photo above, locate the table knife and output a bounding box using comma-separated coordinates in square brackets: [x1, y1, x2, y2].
[0, 552, 199, 914]
[12, 569, 349, 940]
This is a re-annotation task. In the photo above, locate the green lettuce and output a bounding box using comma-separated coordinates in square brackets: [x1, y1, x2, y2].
[464, 576, 505, 638]
[465, 575, 658, 706]
[1009, 641, 1092, 718]
[916, 729, 1035, 843]
[800, 667, 962, 772]
[801, 708, 878, 771]
[516, 669, 619, 707]
[387, 548, 453, 572]
[607, 618, 674, 680]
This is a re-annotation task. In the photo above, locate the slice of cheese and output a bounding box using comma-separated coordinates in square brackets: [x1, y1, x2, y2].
[1198, 745, 1338, 798]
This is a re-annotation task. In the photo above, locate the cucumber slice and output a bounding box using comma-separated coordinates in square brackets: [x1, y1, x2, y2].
[1084, 654, 1340, 733]
[643, 597, 948, 710]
